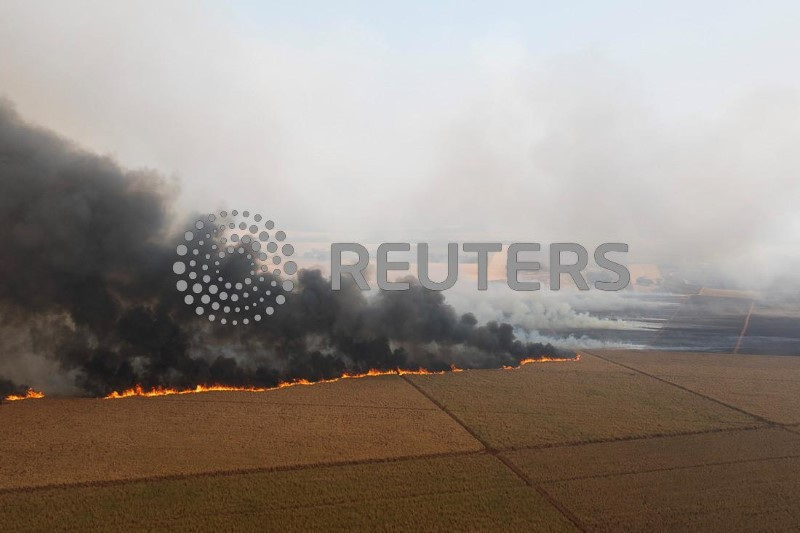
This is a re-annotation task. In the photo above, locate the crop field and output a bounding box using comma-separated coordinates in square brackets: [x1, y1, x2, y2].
[502, 427, 800, 481]
[502, 427, 800, 529]
[0, 454, 576, 532]
[594, 349, 800, 424]
[542, 455, 800, 530]
[2, 349, 799, 531]
[405, 353, 758, 449]
[0, 376, 481, 490]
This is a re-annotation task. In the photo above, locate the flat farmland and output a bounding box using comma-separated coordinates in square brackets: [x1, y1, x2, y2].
[542, 455, 800, 531]
[405, 353, 758, 449]
[0, 376, 481, 491]
[502, 428, 800, 529]
[594, 349, 800, 424]
[2, 349, 799, 531]
[502, 427, 800, 483]
[0, 454, 576, 532]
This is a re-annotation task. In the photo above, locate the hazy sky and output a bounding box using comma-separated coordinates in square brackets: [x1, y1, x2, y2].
[1, 1, 798, 285]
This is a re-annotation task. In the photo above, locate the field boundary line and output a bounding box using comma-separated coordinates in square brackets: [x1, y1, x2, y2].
[648, 294, 691, 345]
[107, 486, 547, 530]
[0, 449, 486, 496]
[399, 376, 492, 449]
[581, 373, 800, 384]
[141, 397, 440, 411]
[532, 452, 800, 485]
[734, 300, 756, 353]
[400, 375, 587, 532]
[582, 350, 782, 427]
[495, 424, 766, 454]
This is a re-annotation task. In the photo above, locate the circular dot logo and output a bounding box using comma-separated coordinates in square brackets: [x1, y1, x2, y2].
[172, 210, 297, 325]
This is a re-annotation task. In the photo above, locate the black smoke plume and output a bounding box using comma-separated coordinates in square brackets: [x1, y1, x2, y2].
[0, 100, 570, 397]
[0, 376, 28, 401]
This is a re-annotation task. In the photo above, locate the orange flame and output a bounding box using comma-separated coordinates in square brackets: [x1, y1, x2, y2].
[104, 354, 580, 400]
[3, 388, 45, 402]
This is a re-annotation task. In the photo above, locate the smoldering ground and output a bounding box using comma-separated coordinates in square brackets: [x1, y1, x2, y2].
[0, 101, 568, 398]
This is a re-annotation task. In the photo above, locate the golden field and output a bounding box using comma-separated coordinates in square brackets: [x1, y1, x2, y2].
[2, 349, 799, 531]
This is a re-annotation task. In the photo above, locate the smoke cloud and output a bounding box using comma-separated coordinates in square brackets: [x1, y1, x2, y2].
[0, 1, 798, 292]
[0, 102, 567, 397]
[0, 376, 27, 400]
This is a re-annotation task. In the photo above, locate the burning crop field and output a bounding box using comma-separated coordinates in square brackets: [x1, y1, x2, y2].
[2, 1, 800, 531]
[0, 101, 574, 402]
[2, 350, 799, 531]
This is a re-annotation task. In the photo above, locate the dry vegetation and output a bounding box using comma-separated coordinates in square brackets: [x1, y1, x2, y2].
[406, 353, 757, 448]
[2, 350, 799, 531]
[0, 376, 481, 490]
[543, 456, 800, 531]
[502, 427, 800, 483]
[0, 454, 576, 532]
[595, 350, 800, 424]
[503, 427, 800, 529]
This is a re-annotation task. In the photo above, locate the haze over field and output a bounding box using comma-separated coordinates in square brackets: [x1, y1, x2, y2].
[0, 1, 799, 289]
[0, 2, 798, 397]
[1, 4, 800, 530]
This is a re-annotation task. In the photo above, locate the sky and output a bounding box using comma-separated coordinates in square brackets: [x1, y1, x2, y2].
[0, 1, 798, 288]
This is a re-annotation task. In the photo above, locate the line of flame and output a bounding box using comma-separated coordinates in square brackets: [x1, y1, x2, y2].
[3, 388, 46, 402]
[103, 355, 580, 400]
